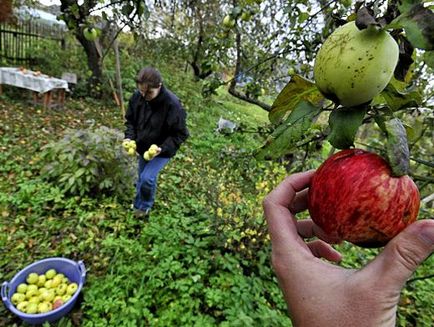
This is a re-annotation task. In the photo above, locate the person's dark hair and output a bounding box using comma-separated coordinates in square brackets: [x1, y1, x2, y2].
[135, 67, 162, 88]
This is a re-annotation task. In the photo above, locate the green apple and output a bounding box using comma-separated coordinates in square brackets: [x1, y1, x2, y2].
[37, 275, 46, 287]
[55, 273, 65, 280]
[66, 283, 78, 295]
[11, 293, 26, 305]
[83, 27, 98, 41]
[25, 289, 39, 300]
[51, 276, 62, 288]
[56, 283, 67, 296]
[38, 287, 47, 294]
[144, 151, 151, 161]
[223, 15, 236, 28]
[62, 294, 72, 302]
[45, 269, 57, 280]
[26, 273, 39, 284]
[44, 280, 53, 289]
[38, 301, 52, 313]
[122, 139, 131, 150]
[128, 148, 136, 156]
[26, 302, 38, 314]
[16, 301, 29, 312]
[28, 296, 40, 304]
[40, 290, 55, 302]
[27, 284, 38, 293]
[16, 283, 28, 294]
[313, 21, 399, 107]
[148, 148, 157, 156]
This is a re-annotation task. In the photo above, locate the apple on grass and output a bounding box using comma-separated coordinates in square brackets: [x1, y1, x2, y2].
[308, 149, 420, 248]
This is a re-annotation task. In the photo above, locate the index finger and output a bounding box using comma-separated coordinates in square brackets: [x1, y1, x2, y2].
[263, 171, 315, 253]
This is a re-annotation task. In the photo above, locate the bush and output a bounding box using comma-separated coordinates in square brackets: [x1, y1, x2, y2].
[40, 126, 136, 199]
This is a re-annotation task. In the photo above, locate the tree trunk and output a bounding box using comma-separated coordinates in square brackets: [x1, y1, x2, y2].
[76, 34, 102, 96]
[228, 23, 271, 112]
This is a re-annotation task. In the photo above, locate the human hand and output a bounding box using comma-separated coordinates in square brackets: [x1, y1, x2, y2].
[263, 171, 434, 327]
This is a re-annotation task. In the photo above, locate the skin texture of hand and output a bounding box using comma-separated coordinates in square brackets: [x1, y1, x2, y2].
[263, 171, 434, 327]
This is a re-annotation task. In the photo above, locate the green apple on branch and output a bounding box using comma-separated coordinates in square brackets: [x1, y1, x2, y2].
[313, 21, 398, 107]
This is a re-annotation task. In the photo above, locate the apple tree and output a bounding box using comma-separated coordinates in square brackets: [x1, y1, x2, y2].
[255, 0, 433, 193]
[57, 0, 148, 95]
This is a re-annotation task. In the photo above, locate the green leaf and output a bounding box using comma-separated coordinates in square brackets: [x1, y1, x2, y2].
[328, 107, 367, 149]
[269, 75, 324, 125]
[404, 117, 424, 143]
[298, 12, 309, 24]
[388, 3, 434, 50]
[424, 50, 434, 68]
[384, 118, 410, 176]
[373, 78, 422, 111]
[255, 100, 320, 160]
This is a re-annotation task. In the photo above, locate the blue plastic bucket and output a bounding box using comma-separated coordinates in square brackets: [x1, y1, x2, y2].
[1, 257, 86, 325]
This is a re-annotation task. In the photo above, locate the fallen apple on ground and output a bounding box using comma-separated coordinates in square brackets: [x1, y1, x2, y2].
[308, 149, 420, 247]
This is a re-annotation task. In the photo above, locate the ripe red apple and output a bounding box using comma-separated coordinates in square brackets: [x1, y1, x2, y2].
[53, 298, 64, 310]
[308, 149, 420, 247]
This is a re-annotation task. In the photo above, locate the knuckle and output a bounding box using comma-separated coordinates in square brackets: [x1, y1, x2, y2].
[262, 194, 273, 209]
[390, 241, 423, 273]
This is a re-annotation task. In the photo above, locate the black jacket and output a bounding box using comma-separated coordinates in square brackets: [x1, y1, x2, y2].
[124, 85, 189, 157]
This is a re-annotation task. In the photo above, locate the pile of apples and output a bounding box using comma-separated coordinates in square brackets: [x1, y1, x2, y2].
[143, 144, 160, 161]
[10, 269, 78, 314]
[122, 139, 137, 156]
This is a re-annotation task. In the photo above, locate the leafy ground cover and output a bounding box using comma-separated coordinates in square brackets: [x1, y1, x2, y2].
[1, 68, 433, 326]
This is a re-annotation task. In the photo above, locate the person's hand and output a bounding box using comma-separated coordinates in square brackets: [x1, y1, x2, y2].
[263, 170, 434, 327]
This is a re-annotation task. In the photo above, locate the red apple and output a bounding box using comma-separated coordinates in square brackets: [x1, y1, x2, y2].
[53, 298, 64, 310]
[308, 149, 420, 247]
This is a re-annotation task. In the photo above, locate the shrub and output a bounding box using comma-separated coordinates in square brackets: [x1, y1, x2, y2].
[40, 126, 136, 199]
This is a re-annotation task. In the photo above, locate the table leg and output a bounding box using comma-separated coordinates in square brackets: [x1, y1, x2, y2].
[32, 91, 38, 106]
[58, 89, 65, 108]
[43, 91, 52, 108]
[0, 84, 3, 95]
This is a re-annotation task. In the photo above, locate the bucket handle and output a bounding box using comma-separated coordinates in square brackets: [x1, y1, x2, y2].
[1, 281, 12, 309]
[77, 260, 86, 281]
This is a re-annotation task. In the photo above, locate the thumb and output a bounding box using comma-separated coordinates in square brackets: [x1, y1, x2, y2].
[364, 219, 434, 288]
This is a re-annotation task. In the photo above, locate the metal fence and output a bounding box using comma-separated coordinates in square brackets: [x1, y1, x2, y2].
[0, 19, 65, 64]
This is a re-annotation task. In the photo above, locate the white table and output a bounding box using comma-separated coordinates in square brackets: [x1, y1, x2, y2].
[0, 67, 69, 108]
